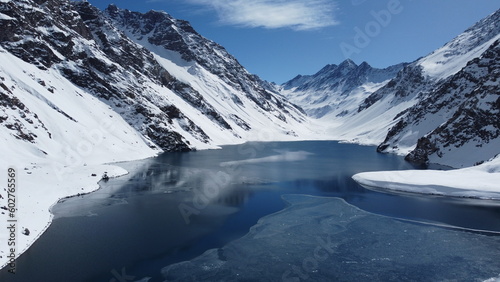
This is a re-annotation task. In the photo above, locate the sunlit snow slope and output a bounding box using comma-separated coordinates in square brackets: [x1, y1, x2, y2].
[284, 9, 500, 168]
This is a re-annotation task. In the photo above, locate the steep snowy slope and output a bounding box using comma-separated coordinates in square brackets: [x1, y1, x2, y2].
[102, 4, 308, 139]
[284, 9, 500, 167]
[281, 59, 405, 118]
[0, 43, 163, 268]
[373, 10, 500, 167]
[360, 9, 500, 113]
[390, 40, 500, 167]
[0, 0, 309, 154]
[0, 45, 161, 163]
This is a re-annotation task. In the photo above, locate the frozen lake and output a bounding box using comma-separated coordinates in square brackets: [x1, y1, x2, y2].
[2, 141, 500, 281]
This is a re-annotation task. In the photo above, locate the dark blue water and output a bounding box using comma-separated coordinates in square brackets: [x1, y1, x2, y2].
[2, 141, 500, 281]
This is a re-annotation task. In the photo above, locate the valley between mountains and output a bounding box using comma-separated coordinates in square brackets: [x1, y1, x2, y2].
[0, 0, 499, 269]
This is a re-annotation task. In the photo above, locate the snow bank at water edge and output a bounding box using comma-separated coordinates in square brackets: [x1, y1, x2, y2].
[352, 156, 500, 200]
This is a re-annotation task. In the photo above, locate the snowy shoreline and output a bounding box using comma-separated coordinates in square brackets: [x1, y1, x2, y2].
[352, 156, 500, 200]
[0, 162, 139, 270]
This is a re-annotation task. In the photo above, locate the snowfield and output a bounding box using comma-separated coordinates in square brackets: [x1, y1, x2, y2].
[353, 155, 500, 199]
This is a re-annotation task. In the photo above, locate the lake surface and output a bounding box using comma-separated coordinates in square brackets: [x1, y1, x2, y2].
[2, 141, 500, 281]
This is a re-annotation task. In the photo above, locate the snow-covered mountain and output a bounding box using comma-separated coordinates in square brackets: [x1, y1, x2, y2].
[283, 8, 500, 168]
[0, 0, 309, 161]
[2, 0, 495, 169]
[281, 59, 406, 118]
[381, 39, 500, 167]
[373, 8, 500, 167]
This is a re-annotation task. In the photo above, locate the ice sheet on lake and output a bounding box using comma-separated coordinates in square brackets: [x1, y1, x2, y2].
[162, 195, 500, 281]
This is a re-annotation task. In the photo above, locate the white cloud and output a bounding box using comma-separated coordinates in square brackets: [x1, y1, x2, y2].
[187, 0, 338, 30]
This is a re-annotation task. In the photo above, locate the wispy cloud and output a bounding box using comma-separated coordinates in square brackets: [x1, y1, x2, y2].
[186, 0, 338, 31]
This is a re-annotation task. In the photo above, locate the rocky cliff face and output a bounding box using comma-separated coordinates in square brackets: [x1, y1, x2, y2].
[0, 0, 308, 155]
[396, 40, 500, 167]
[104, 5, 301, 116]
[374, 9, 500, 167]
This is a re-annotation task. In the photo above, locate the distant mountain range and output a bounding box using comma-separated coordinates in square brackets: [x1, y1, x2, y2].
[283, 9, 500, 168]
[280, 59, 407, 118]
[0, 0, 498, 169]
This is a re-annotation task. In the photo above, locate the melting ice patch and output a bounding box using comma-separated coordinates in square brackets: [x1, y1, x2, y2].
[162, 195, 500, 281]
[220, 150, 314, 167]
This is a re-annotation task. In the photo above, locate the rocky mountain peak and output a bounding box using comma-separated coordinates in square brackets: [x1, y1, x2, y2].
[104, 4, 295, 114]
[280, 60, 406, 118]
[0, 0, 308, 154]
[338, 58, 357, 69]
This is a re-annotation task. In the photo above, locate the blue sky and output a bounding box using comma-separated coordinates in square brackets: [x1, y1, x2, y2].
[87, 0, 499, 83]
